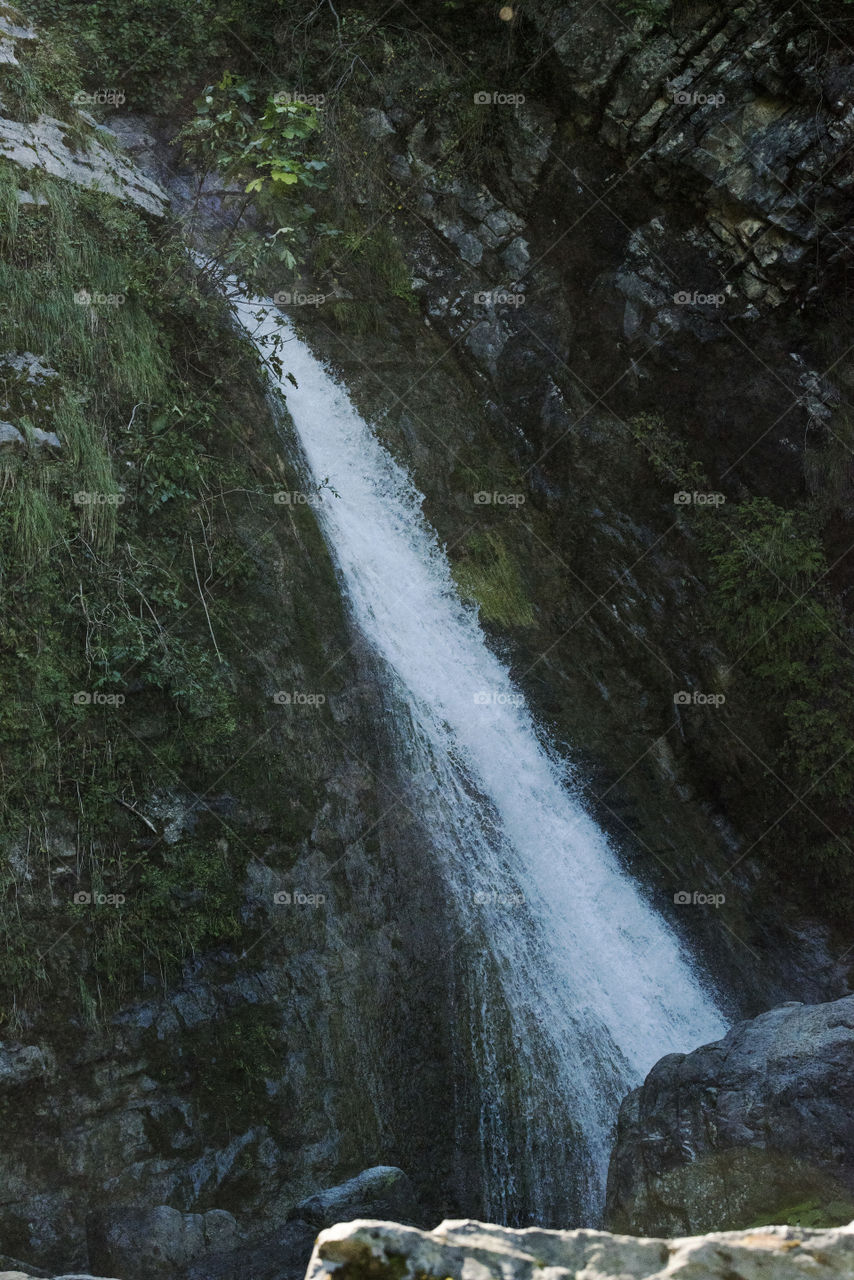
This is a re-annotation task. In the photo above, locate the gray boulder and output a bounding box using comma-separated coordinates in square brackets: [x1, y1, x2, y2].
[183, 1167, 423, 1280]
[604, 996, 854, 1236]
[290, 1167, 421, 1228]
[184, 1218, 318, 1280]
[86, 1204, 239, 1280]
[305, 1218, 854, 1280]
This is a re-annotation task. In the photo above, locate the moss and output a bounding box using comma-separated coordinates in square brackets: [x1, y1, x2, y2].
[332, 1246, 410, 1280]
[607, 1148, 854, 1237]
[452, 531, 535, 628]
[747, 1199, 854, 1230]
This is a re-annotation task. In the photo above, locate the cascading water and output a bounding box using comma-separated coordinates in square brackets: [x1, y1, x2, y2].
[228, 287, 728, 1225]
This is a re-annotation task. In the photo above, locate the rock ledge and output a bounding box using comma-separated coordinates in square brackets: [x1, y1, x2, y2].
[306, 1218, 854, 1280]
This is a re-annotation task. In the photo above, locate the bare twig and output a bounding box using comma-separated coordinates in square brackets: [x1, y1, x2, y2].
[190, 535, 223, 662]
[114, 796, 159, 834]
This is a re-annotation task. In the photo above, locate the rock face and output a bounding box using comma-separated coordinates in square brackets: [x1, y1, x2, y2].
[3, 0, 854, 1264]
[605, 996, 854, 1236]
[86, 1205, 239, 1280]
[0, 113, 167, 214]
[83, 1169, 422, 1280]
[305, 1218, 854, 1280]
[287, 0, 854, 1028]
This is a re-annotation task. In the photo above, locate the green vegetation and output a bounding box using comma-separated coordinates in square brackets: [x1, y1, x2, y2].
[0, 128, 329, 1019]
[747, 1198, 854, 1230]
[147, 1003, 285, 1137]
[627, 412, 706, 491]
[23, 0, 257, 110]
[453, 531, 535, 628]
[178, 73, 327, 199]
[614, 0, 670, 23]
[704, 498, 854, 816]
[628, 406, 854, 908]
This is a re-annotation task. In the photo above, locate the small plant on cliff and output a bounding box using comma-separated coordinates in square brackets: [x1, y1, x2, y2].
[177, 73, 329, 277]
[628, 412, 706, 490]
[178, 73, 327, 197]
[705, 498, 854, 817]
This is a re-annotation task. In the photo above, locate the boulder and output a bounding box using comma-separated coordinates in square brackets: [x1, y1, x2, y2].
[183, 1167, 423, 1280]
[290, 1167, 421, 1229]
[184, 1218, 318, 1280]
[305, 1217, 854, 1280]
[604, 996, 854, 1236]
[86, 1204, 239, 1280]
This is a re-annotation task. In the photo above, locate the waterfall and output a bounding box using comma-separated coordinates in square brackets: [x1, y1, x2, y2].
[228, 288, 728, 1226]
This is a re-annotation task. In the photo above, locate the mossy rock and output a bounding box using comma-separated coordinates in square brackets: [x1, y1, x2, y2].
[608, 1147, 854, 1237]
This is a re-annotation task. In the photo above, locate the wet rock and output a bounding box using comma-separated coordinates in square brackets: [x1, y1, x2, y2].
[500, 236, 529, 277]
[182, 1169, 423, 1280]
[503, 101, 555, 187]
[605, 995, 854, 1235]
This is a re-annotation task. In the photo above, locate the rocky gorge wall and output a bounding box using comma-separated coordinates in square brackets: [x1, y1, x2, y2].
[1, 0, 854, 1272]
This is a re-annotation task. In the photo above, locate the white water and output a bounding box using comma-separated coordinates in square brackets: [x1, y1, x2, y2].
[229, 289, 728, 1224]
